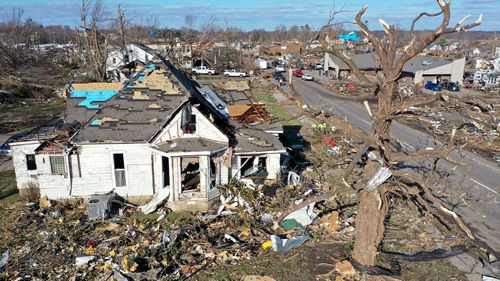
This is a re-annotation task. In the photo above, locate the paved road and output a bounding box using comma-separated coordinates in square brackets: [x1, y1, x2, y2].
[292, 77, 500, 257]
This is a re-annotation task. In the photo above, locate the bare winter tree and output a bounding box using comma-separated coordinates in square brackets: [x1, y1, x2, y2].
[77, 0, 109, 81]
[325, 0, 482, 266]
[190, 17, 221, 67]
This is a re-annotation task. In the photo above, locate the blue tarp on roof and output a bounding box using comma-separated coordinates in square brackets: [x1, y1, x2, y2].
[70, 89, 120, 109]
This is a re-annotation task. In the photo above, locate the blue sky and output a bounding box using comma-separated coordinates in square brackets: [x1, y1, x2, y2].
[0, 0, 496, 31]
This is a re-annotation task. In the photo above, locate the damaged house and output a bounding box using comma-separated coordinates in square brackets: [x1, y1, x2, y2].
[10, 57, 286, 211]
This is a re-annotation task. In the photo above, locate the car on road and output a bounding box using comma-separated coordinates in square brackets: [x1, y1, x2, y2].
[446, 82, 460, 91]
[224, 69, 247, 77]
[272, 71, 285, 79]
[293, 70, 303, 77]
[302, 74, 314, 81]
[275, 65, 285, 72]
[424, 81, 442, 91]
[192, 66, 216, 75]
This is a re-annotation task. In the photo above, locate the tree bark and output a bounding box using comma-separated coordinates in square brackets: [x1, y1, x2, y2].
[352, 188, 388, 266]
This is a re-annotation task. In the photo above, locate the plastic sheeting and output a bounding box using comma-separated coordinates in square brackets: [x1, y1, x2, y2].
[282, 202, 317, 226]
[270, 235, 310, 251]
[70, 89, 120, 109]
[287, 171, 300, 186]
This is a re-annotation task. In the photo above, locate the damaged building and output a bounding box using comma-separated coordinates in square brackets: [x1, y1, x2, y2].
[324, 52, 466, 84]
[10, 56, 286, 211]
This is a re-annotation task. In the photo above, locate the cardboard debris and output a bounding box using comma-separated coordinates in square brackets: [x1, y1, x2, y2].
[335, 260, 356, 276]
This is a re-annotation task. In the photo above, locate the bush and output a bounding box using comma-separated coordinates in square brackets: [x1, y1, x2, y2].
[20, 182, 40, 203]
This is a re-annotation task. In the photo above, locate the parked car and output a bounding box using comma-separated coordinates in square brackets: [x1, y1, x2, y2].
[446, 82, 460, 91]
[293, 70, 304, 77]
[224, 69, 247, 77]
[0, 131, 30, 157]
[424, 81, 442, 91]
[192, 66, 216, 75]
[302, 74, 314, 81]
[275, 65, 285, 72]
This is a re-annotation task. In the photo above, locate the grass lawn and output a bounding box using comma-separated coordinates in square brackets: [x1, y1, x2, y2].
[253, 91, 292, 121]
[197, 250, 314, 281]
[5, 102, 66, 117]
[0, 170, 19, 206]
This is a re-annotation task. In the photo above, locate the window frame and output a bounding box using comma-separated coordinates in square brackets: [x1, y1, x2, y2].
[111, 152, 127, 188]
[26, 154, 37, 171]
[49, 155, 66, 175]
[182, 114, 197, 135]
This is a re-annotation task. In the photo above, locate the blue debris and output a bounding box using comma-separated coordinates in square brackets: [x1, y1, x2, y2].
[70, 89, 120, 109]
[338, 32, 359, 42]
[90, 119, 101, 126]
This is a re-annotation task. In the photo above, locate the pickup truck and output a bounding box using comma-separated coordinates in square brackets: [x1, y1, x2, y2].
[224, 69, 247, 77]
[275, 65, 285, 72]
[192, 66, 216, 75]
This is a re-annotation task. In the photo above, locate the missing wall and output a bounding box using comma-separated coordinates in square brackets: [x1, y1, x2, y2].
[240, 156, 268, 178]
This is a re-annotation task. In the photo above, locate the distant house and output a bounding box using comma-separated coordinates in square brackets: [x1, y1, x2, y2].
[324, 52, 466, 84]
[11, 56, 286, 211]
[106, 43, 156, 81]
[268, 44, 302, 56]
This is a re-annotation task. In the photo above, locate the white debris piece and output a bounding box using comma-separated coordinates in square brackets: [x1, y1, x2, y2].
[140, 188, 170, 214]
[283, 202, 317, 226]
[366, 166, 392, 191]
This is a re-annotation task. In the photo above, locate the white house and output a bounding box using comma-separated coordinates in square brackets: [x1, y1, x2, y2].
[106, 43, 156, 81]
[11, 57, 286, 211]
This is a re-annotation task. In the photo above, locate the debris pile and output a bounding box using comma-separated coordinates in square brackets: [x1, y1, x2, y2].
[227, 103, 277, 124]
[0, 176, 352, 279]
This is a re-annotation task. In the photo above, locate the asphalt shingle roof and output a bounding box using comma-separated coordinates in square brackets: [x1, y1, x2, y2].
[155, 138, 227, 153]
[327, 52, 454, 73]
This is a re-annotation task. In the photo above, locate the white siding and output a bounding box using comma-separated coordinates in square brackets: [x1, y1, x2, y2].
[10, 141, 42, 190]
[68, 143, 154, 198]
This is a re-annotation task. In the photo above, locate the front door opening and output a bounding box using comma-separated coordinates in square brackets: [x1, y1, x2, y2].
[181, 157, 200, 192]
[162, 156, 170, 188]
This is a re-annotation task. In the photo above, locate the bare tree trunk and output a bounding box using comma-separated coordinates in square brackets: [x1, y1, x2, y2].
[352, 159, 388, 266]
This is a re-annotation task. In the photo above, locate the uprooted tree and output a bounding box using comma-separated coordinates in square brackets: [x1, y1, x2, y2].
[326, 0, 482, 266]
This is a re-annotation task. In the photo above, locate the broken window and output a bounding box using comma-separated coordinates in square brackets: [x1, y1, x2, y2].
[26, 154, 37, 170]
[241, 156, 268, 178]
[181, 104, 196, 134]
[50, 156, 66, 175]
[183, 114, 197, 134]
[113, 153, 126, 187]
[180, 157, 200, 192]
